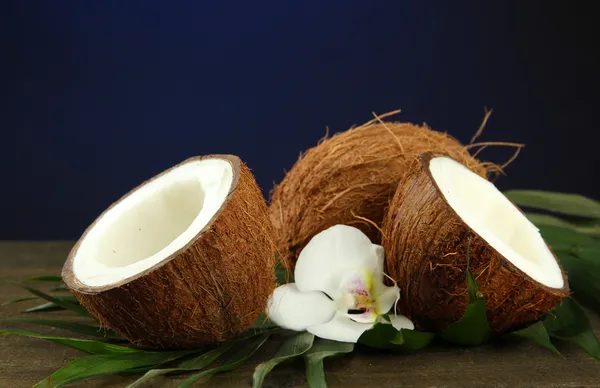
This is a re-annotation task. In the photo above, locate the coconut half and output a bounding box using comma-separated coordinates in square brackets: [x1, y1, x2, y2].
[62, 155, 276, 349]
[382, 153, 569, 334]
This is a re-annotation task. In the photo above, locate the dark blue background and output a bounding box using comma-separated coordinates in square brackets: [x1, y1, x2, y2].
[2, 2, 598, 240]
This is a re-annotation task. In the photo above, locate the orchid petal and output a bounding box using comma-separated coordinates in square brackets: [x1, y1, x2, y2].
[267, 284, 336, 331]
[295, 225, 379, 298]
[373, 244, 385, 274]
[389, 314, 415, 331]
[374, 282, 400, 315]
[307, 312, 373, 343]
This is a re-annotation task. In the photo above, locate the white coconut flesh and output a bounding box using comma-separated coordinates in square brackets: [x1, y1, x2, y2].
[429, 156, 564, 289]
[72, 158, 234, 287]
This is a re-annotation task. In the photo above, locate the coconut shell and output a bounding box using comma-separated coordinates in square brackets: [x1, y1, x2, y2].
[62, 155, 276, 349]
[382, 152, 569, 334]
[270, 120, 488, 271]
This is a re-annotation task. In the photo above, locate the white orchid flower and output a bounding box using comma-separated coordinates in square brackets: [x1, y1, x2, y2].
[267, 224, 414, 343]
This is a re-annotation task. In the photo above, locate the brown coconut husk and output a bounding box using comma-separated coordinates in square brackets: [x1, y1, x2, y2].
[270, 111, 496, 271]
[381, 152, 569, 334]
[62, 155, 276, 349]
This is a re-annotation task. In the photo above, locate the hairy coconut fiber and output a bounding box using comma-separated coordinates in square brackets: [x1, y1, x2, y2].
[62, 155, 276, 349]
[270, 118, 488, 271]
[382, 153, 569, 334]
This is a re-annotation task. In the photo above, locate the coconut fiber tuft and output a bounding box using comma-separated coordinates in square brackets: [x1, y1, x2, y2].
[270, 117, 488, 271]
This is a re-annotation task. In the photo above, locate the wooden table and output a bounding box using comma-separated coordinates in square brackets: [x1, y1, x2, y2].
[1, 242, 600, 387]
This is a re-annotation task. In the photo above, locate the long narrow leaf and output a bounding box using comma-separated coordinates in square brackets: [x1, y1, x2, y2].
[526, 213, 600, 236]
[179, 334, 270, 388]
[304, 339, 353, 388]
[252, 332, 315, 388]
[35, 350, 193, 388]
[23, 295, 80, 313]
[126, 342, 235, 388]
[505, 190, 600, 219]
[0, 330, 137, 355]
[26, 276, 63, 283]
[2, 318, 123, 340]
[1, 297, 39, 306]
[6, 281, 89, 316]
[49, 286, 70, 292]
[25, 302, 72, 313]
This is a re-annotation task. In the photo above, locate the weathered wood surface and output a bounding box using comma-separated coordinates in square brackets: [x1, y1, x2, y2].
[1, 241, 599, 387]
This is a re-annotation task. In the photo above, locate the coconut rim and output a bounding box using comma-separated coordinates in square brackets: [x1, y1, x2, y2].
[414, 152, 569, 295]
[62, 154, 242, 294]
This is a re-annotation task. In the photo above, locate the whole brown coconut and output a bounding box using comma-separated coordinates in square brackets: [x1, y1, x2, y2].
[382, 152, 569, 334]
[270, 116, 488, 270]
[62, 155, 276, 349]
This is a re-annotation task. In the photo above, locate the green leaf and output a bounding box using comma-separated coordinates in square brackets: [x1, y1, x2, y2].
[35, 350, 193, 388]
[49, 286, 70, 292]
[357, 316, 434, 352]
[439, 299, 491, 346]
[439, 241, 492, 345]
[391, 329, 436, 351]
[304, 339, 353, 388]
[252, 332, 314, 388]
[544, 298, 600, 360]
[2, 318, 123, 340]
[357, 321, 398, 349]
[513, 321, 560, 355]
[526, 213, 578, 229]
[179, 334, 270, 388]
[275, 259, 293, 284]
[126, 343, 235, 388]
[505, 190, 600, 219]
[23, 295, 80, 313]
[26, 276, 63, 283]
[250, 312, 277, 330]
[554, 252, 600, 313]
[526, 213, 600, 237]
[0, 330, 137, 355]
[1, 296, 39, 306]
[537, 225, 598, 248]
[6, 281, 89, 316]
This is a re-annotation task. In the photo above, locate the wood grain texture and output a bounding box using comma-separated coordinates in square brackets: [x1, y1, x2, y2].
[1, 242, 600, 387]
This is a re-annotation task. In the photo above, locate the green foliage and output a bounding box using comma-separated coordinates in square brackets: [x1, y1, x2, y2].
[304, 339, 354, 388]
[0, 330, 138, 355]
[252, 332, 315, 388]
[526, 219, 600, 314]
[357, 316, 435, 352]
[5, 280, 89, 316]
[1, 318, 123, 340]
[439, 241, 491, 345]
[126, 342, 236, 388]
[180, 334, 270, 388]
[391, 329, 436, 351]
[513, 321, 559, 355]
[35, 350, 194, 388]
[544, 298, 600, 360]
[275, 258, 293, 284]
[505, 190, 600, 218]
[26, 276, 64, 283]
